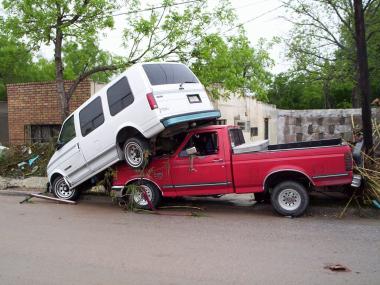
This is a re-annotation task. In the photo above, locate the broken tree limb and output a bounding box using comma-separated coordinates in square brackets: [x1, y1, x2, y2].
[20, 193, 77, 204]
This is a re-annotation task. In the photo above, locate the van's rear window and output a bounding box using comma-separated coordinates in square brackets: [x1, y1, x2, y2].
[143, 64, 199, 85]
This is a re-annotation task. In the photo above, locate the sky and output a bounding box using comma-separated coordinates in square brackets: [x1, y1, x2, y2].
[40, 0, 293, 74]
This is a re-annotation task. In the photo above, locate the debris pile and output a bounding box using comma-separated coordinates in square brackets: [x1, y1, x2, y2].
[0, 143, 55, 178]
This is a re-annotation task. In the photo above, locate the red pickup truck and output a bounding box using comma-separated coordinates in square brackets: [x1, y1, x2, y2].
[112, 125, 359, 216]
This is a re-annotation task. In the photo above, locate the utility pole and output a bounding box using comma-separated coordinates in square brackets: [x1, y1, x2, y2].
[354, 0, 373, 156]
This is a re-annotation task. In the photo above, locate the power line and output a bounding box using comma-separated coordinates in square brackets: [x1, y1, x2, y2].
[111, 0, 202, 17]
[221, 4, 285, 35]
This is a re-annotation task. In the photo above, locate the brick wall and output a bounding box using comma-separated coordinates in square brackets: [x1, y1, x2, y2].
[7, 80, 91, 145]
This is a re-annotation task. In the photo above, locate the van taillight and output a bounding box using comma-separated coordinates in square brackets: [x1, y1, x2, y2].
[344, 152, 352, 171]
[146, 92, 158, 110]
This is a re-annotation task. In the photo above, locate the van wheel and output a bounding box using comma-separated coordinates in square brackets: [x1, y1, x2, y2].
[271, 181, 309, 217]
[123, 136, 150, 169]
[52, 177, 80, 201]
[127, 181, 161, 210]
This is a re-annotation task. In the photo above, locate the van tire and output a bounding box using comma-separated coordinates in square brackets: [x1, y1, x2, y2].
[271, 181, 309, 217]
[52, 176, 80, 201]
[123, 136, 150, 169]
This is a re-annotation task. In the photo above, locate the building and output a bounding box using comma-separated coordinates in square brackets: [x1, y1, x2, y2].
[213, 96, 278, 144]
[0, 101, 9, 145]
[6, 80, 99, 145]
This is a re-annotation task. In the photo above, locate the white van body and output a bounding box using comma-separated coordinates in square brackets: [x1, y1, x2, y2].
[47, 62, 220, 194]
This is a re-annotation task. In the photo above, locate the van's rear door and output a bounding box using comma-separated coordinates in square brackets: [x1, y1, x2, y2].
[152, 84, 212, 116]
[142, 63, 214, 117]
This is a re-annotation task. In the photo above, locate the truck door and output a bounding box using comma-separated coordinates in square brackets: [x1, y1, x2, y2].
[169, 130, 233, 195]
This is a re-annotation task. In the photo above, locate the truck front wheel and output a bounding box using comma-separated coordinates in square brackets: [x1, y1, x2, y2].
[127, 181, 161, 210]
[271, 181, 309, 217]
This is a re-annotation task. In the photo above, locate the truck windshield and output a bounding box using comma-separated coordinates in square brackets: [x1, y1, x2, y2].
[229, 128, 245, 147]
[143, 63, 199, 85]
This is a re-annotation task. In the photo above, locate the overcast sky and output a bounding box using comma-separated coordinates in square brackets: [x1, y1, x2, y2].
[40, 0, 293, 74]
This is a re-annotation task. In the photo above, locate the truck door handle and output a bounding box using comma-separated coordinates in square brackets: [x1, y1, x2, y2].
[212, 159, 223, 163]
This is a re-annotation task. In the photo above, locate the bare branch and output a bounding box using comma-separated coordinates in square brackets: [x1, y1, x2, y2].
[67, 64, 119, 99]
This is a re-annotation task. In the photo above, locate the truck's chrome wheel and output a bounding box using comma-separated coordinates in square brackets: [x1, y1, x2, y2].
[278, 188, 301, 211]
[133, 185, 153, 206]
[271, 181, 309, 217]
[125, 142, 143, 167]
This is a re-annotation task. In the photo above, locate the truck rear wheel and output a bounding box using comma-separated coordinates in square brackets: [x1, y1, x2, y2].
[271, 181, 309, 217]
[123, 136, 150, 169]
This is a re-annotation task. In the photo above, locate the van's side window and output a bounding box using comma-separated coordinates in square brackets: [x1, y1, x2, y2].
[79, 97, 104, 137]
[58, 115, 76, 146]
[107, 77, 134, 116]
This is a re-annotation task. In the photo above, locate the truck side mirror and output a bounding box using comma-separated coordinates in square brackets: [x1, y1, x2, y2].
[185, 146, 197, 156]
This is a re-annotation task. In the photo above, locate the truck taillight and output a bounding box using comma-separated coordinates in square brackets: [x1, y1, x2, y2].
[344, 152, 353, 171]
[146, 92, 158, 110]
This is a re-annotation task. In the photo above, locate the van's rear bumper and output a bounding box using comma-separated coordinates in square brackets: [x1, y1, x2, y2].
[161, 110, 221, 127]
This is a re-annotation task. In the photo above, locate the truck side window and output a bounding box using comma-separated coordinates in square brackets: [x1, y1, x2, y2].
[79, 97, 105, 137]
[107, 76, 134, 116]
[179, 132, 218, 157]
[58, 115, 76, 146]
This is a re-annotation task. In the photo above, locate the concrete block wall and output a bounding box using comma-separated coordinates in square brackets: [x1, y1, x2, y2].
[7, 80, 91, 145]
[277, 108, 380, 143]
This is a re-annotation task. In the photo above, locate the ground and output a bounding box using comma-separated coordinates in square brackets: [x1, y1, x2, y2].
[0, 191, 379, 285]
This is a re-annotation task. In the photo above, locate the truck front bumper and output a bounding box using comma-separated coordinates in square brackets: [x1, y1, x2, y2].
[351, 174, 362, 188]
[161, 110, 221, 128]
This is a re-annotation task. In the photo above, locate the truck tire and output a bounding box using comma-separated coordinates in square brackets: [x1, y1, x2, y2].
[271, 181, 309, 217]
[128, 181, 161, 210]
[123, 136, 150, 169]
[52, 176, 80, 201]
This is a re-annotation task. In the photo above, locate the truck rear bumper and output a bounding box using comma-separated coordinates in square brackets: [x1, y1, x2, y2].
[351, 174, 362, 188]
[161, 110, 221, 128]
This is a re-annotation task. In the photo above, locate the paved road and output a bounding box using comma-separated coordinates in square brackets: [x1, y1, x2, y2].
[0, 192, 379, 285]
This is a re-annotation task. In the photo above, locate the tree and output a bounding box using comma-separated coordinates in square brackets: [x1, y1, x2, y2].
[3, 0, 118, 120]
[283, 0, 380, 108]
[0, 18, 57, 100]
[2, 0, 243, 120]
[190, 32, 273, 100]
[354, 0, 373, 153]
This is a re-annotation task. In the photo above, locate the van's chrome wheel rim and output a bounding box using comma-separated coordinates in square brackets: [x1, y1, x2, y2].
[278, 188, 301, 211]
[125, 142, 143, 167]
[133, 185, 153, 206]
[55, 179, 74, 199]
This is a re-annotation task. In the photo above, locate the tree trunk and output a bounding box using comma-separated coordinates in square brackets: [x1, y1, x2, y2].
[54, 28, 69, 122]
[351, 63, 361, 108]
[323, 79, 331, 109]
[354, 0, 373, 155]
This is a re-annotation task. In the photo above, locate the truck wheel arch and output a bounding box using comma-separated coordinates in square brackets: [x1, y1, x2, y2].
[123, 178, 163, 197]
[263, 170, 314, 193]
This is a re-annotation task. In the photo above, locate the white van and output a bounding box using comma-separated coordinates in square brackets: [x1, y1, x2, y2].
[47, 62, 220, 200]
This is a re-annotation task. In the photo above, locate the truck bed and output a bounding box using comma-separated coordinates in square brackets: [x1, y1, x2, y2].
[268, 138, 342, 151]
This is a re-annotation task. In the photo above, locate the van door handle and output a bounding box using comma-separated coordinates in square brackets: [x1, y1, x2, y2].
[212, 158, 223, 163]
